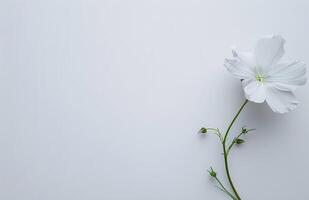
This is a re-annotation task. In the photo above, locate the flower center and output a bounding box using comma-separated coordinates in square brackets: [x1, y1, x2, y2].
[255, 74, 265, 82]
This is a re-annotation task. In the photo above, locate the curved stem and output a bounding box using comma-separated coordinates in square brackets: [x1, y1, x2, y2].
[223, 99, 248, 200]
[227, 132, 243, 155]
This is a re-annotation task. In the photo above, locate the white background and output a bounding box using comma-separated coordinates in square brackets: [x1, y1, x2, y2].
[0, 0, 309, 199]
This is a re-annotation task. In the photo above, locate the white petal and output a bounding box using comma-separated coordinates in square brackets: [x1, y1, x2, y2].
[265, 86, 299, 113]
[232, 49, 257, 68]
[266, 61, 307, 91]
[224, 49, 255, 79]
[242, 79, 266, 103]
[254, 35, 285, 70]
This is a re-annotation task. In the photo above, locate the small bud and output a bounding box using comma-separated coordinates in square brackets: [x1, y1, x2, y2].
[241, 126, 248, 134]
[208, 167, 217, 177]
[235, 138, 245, 144]
[199, 127, 207, 134]
[241, 126, 255, 134]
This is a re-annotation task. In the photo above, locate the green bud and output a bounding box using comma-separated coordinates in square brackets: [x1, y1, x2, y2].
[199, 127, 207, 134]
[235, 138, 245, 144]
[241, 126, 255, 134]
[208, 167, 217, 177]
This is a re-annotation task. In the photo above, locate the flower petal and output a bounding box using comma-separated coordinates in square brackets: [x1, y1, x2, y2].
[265, 86, 299, 113]
[232, 49, 257, 68]
[254, 35, 285, 70]
[224, 49, 255, 79]
[242, 79, 266, 103]
[266, 61, 307, 91]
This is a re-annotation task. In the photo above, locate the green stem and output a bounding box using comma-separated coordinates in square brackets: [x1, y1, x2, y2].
[214, 177, 237, 200]
[207, 128, 223, 142]
[227, 132, 243, 155]
[223, 99, 248, 200]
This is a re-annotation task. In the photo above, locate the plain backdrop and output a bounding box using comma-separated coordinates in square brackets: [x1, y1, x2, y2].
[0, 0, 309, 199]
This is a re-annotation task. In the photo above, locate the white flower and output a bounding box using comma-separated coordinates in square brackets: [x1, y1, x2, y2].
[225, 35, 307, 113]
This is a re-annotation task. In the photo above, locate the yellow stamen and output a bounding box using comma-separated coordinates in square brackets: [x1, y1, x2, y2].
[256, 74, 264, 82]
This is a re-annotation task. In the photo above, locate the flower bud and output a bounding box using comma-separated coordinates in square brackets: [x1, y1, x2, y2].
[235, 138, 245, 144]
[208, 167, 217, 178]
[241, 126, 255, 134]
[199, 127, 207, 134]
[241, 127, 247, 134]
